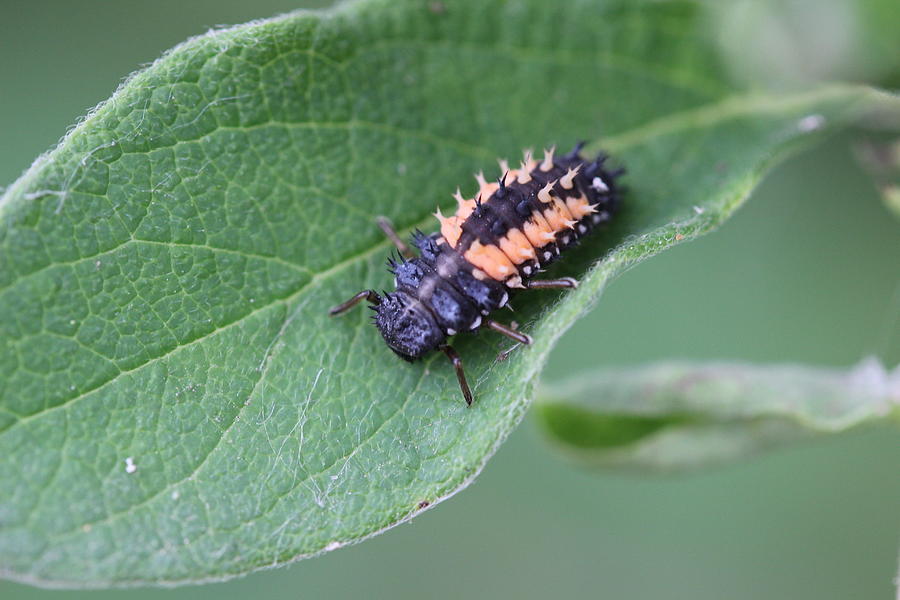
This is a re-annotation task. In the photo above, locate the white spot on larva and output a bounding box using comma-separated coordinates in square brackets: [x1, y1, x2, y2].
[578, 224, 587, 234]
[692, 205, 705, 215]
[124, 457, 137, 474]
[446, 328, 457, 335]
[543, 251, 552, 261]
[469, 316, 482, 329]
[523, 266, 532, 275]
[591, 215, 602, 224]
[505, 275, 524, 289]
[797, 114, 825, 133]
[481, 309, 490, 315]
[561, 235, 570, 245]
[499, 291, 509, 307]
[591, 176, 609, 192]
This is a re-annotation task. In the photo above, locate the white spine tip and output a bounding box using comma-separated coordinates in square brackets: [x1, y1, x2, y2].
[540, 145, 556, 171]
[560, 165, 581, 189]
[505, 276, 525, 289]
[522, 149, 534, 168]
[538, 181, 555, 203]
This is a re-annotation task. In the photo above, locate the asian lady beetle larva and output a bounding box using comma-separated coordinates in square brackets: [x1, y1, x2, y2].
[330, 142, 624, 405]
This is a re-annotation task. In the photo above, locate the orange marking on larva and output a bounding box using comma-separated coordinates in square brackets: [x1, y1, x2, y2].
[553, 197, 575, 220]
[479, 181, 499, 200]
[498, 228, 535, 265]
[517, 150, 537, 183]
[523, 213, 555, 247]
[464, 240, 517, 281]
[560, 165, 581, 189]
[542, 207, 568, 232]
[537, 180, 556, 203]
[454, 188, 476, 219]
[540, 146, 556, 171]
[543, 199, 576, 232]
[435, 208, 463, 248]
[565, 194, 596, 219]
[516, 164, 532, 184]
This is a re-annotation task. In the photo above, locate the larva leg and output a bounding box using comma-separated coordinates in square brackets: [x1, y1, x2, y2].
[441, 345, 473, 406]
[486, 319, 533, 345]
[524, 277, 579, 290]
[485, 320, 532, 362]
[376, 216, 415, 259]
[328, 290, 381, 316]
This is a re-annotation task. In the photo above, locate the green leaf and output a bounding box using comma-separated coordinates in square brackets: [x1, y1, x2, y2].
[855, 138, 900, 220]
[535, 360, 900, 471]
[0, 0, 895, 587]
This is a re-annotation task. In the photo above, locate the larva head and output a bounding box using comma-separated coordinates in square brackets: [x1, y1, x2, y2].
[373, 291, 445, 361]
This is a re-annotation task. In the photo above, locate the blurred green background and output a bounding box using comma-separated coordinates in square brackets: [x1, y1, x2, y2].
[1, 1, 898, 598]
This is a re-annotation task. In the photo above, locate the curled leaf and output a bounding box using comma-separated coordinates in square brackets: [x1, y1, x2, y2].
[536, 359, 900, 471]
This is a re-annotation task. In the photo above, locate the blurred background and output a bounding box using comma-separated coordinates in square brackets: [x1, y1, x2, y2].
[1, 1, 898, 598]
